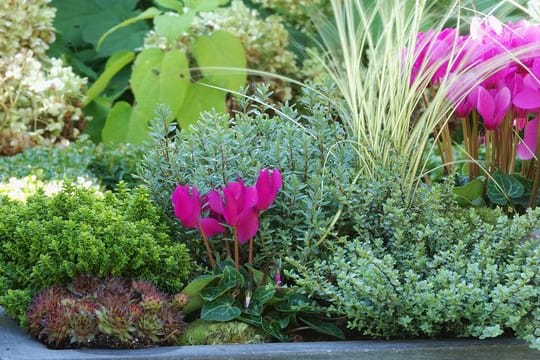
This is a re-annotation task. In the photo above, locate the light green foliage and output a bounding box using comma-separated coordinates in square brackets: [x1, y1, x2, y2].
[94, 1, 247, 144]
[0, 184, 191, 326]
[288, 170, 540, 348]
[180, 319, 268, 345]
[137, 85, 356, 268]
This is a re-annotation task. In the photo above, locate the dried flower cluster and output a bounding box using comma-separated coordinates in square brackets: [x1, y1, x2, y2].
[0, 0, 87, 155]
[26, 275, 187, 349]
[0, 0, 56, 57]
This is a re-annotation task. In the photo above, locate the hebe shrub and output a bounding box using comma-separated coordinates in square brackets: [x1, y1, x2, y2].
[288, 169, 540, 349]
[0, 184, 191, 326]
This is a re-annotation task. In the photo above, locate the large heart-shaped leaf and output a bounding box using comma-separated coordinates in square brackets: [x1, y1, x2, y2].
[252, 286, 276, 306]
[220, 265, 245, 288]
[101, 101, 132, 144]
[184, 0, 230, 12]
[154, 13, 194, 43]
[191, 30, 247, 91]
[129, 48, 190, 136]
[177, 81, 226, 128]
[487, 172, 524, 205]
[201, 295, 241, 321]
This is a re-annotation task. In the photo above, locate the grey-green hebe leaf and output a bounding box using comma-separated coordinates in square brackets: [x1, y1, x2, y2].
[191, 30, 247, 91]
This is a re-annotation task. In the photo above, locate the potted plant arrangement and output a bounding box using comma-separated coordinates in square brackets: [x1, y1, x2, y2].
[1, 0, 540, 359]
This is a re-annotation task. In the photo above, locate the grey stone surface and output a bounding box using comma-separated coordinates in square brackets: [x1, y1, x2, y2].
[1, 308, 539, 360]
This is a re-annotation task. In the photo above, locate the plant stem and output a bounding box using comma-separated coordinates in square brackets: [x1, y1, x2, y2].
[233, 228, 239, 270]
[248, 237, 253, 265]
[199, 226, 216, 270]
[528, 117, 540, 208]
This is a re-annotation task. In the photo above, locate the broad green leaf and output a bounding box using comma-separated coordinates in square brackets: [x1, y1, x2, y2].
[83, 96, 111, 142]
[261, 318, 288, 342]
[177, 81, 226, 128]
[181, 274, 220, 315]
[52, 0, 148, 59]
[487, 172, 524, 206]
[184, 0, 230, 12]
[245, 264, 265, 285]
[244, 300, 263, 316]
[154, 0, 185, 13]
[200, 284, 234, 302]
[252, 286, 275, 306]
[101, 101, 132, 144]
[220, 265, 245, 288]
[274, 293, 314, 313]
[85, 50, 135, 106]
[154, 13, 194, 43]
[299, 316, 345, 339]
[191, 30, 247, 91]
[238, 313, 262, 327]
[97, 7, 161, 49]
[201, 296, 241, 321]
[453, 178, 485, 207]
[131, 48, 190, 126]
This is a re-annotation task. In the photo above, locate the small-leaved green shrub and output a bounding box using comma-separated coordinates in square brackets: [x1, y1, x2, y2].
[138, 85, 356, 269]
[288, 168, 540, 349]
[0, 184, 191, 327]
[0, 136, 143, 189]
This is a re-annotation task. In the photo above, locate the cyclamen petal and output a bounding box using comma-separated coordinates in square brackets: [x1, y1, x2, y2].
[171, 185, 200, 228]
[199, 217, 226, 239]
[255, 168, 282, 211]
[517, 118, 539, 160]
[236, 209, 260, 244]
[208, 190, 224, 215]
[513, 89, 540, 111]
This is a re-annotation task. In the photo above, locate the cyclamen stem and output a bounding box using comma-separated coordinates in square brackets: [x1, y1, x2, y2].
[248, 237, 253, 265]
[233, 228, 240, 270]
[199, 224, 216, 270]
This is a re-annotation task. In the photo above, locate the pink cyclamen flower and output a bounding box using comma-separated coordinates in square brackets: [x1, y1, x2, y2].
[208, 179, 259, 244]
[171, 184, 225, 238]
[469, 85, 511, 130]
[255, 168, 282, 211]
[517, 118, 539, 160]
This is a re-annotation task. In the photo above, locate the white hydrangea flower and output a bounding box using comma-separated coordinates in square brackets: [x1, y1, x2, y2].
[0, 175, 101, 202]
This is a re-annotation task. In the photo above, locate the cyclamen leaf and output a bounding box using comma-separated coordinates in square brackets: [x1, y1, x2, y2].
[299, 316, 345, 339]
[201, 295, 241, 321]
[487, 172, 524, 205]
[453, 178, 485, 207]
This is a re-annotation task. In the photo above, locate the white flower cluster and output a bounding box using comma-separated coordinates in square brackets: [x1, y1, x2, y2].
[0, 175, 99, 202]
[0, 0, 56, 57]
[0, 0, 87, 155]
[144, 0, 298, 75]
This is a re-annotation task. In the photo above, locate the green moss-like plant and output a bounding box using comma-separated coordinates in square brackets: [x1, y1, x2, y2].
[0, 184, 191, 327]
[180, 319, 269, 345]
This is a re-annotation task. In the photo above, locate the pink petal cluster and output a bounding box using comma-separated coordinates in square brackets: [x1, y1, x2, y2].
[171, 168, 282, 244]
[411, 17, 540, 159]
